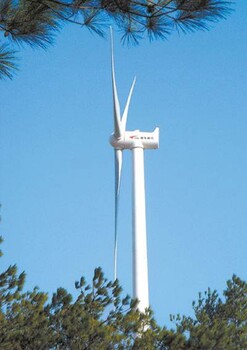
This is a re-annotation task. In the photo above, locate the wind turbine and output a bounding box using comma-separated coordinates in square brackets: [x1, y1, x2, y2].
[109, 30, 159, 313]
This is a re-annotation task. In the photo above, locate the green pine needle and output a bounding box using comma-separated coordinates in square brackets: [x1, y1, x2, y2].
[0, 44, 18, 79]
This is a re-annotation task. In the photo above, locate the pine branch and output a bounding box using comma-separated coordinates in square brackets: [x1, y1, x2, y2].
[0, 44, 18, 79]
[0, 0, 233, 79]
[2, 1, 60, 48]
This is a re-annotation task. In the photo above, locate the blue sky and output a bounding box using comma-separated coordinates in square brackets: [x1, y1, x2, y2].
[0, 2, 246, 326]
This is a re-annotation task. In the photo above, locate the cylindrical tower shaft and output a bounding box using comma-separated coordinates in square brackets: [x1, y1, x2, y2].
[132, 145, 149, 312]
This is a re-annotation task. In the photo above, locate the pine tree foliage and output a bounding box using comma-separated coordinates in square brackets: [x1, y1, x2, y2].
[0, 239, 182, 349]
[0, 0, 233, 79]
[1, 237, 247, 349]
[171, 274, 247, 349]
[0, 44, 17, 78]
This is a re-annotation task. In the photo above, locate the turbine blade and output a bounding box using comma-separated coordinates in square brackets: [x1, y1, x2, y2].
[121, 77, 136, 133]
[114, 149, 122, 280]
[110, 27, 122, 139]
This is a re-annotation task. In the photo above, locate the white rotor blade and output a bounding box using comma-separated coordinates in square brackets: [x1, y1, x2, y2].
[121, 77, 136, 133]
[110, 28, 122, 139]
[114, 149, 122, 280]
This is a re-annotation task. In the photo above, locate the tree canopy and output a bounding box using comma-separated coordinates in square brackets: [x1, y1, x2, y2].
[0, 0, 232, 79]
[1, 236, 247, 349]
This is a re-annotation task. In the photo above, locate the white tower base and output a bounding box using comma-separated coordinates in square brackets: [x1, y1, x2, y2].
[132, 144, 149, 313]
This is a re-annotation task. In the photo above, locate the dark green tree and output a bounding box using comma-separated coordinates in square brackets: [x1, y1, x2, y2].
[0, 236, 51, 349]
[1, 236, 247, 349]
[172, 275, 247, 350]
[0, 0, 232, 79]
[47, 267, 186, 349]
[0, 237, 183, 349]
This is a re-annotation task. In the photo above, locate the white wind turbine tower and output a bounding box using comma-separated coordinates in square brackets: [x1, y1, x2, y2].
[109, 30, 159, 313]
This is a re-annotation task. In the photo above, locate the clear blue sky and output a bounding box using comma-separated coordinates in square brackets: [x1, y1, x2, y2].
[0, 2, 246, 326]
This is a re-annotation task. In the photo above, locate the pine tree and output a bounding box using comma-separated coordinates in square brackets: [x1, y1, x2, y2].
[1, 236, 247, 349]
[172, 275, 247, 350]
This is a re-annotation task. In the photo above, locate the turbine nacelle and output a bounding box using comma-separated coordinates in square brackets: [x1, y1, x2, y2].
[110, 127, 159, 150]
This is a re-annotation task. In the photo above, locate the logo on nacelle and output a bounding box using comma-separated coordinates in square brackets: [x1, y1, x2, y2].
[129, 135, 154, 140]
